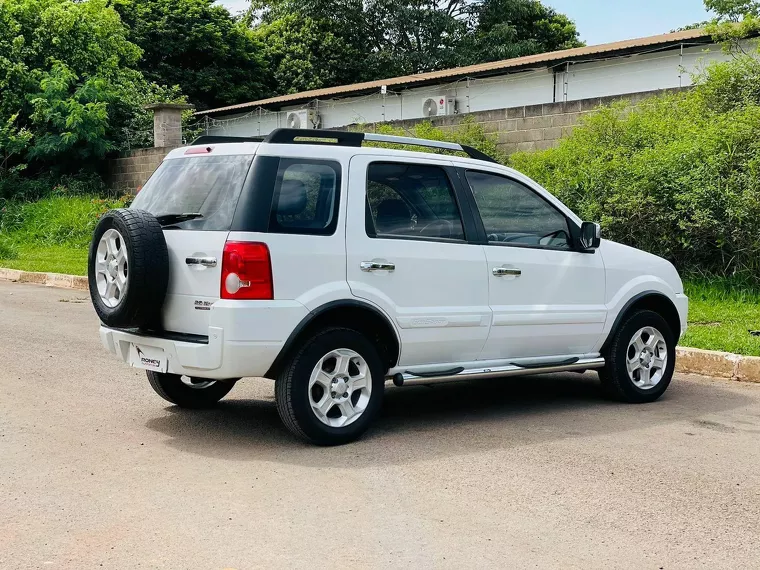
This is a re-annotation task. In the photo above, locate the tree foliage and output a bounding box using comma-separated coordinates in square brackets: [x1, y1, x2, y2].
[113, 0, 269, 110]
[250, 0, 583, 94]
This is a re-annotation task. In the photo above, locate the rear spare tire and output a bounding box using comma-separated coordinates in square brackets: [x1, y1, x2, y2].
[88, 209, 169, 328]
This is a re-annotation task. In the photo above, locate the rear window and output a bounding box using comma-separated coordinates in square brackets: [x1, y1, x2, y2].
[131, 155, 253, 230]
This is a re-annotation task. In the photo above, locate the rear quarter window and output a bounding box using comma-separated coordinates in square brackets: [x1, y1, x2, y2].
[130, 155, 253, 231]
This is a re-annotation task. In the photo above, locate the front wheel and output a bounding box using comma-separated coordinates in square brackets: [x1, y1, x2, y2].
[275, 327, 385, 445]
[599, 309, 676, 403]
[146, 371, 235, 409]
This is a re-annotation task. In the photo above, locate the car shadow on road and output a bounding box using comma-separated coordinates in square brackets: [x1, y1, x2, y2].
[145, 373, 754, 467]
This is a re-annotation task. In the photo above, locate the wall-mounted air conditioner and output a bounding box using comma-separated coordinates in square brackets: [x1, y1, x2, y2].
[421, 95, 456, 117]
[286, 109, 320, 129]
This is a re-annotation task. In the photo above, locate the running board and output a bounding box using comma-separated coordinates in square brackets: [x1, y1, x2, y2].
[388, 357, 605, 387]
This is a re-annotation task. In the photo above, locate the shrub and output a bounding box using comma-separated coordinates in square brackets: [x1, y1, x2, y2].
[356, 117, 506, 163]
[510, 52, 760, 284]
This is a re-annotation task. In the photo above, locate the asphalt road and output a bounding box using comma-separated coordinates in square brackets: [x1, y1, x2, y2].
[2, 281, 760, 569]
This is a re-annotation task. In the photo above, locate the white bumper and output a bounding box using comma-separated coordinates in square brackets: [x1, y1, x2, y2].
[100, 300, 309, 379]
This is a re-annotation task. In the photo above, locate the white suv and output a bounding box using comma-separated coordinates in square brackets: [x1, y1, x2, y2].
[89, 128, 688, 445]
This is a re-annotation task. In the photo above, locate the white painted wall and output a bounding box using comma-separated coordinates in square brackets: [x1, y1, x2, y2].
[204, 42, 735, 137]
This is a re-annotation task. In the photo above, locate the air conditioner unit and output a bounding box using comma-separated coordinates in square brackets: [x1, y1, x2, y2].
[286, 109, 320, 129]
[421, 95, 456, 117]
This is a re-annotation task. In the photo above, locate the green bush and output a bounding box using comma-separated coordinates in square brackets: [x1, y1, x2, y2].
[510, 53, 760, 284]
[356, 117, 506, 164]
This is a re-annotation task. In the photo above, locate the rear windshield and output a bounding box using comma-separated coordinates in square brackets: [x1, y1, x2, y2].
[131, 155, 253, 230]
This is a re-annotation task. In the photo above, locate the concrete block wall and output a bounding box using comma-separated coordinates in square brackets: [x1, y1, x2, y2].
[107, 146, 178, 193]
[353, 87, 685, 156]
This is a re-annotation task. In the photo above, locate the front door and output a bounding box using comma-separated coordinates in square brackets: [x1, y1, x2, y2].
[345, 155, 491, 367]
[462, 168, 607, 360]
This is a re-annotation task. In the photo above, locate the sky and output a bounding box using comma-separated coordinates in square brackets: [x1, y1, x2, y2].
[218, 0, 713, 47]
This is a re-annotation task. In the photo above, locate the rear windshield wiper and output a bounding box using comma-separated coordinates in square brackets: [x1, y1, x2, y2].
[155, 213, 204, 226]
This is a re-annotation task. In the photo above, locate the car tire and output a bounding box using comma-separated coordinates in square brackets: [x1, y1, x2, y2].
[146, 371, 235, 409]
[275, 327, 385, 446]
[599, 309, 676, 403]
[88, 209, 169, 329]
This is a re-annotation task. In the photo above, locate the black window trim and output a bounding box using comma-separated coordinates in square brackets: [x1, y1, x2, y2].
[457, 167, 584, 253]
[364, 160, 478, 245]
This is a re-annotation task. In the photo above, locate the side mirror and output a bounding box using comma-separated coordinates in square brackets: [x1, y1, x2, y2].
[579, 222, 601, 251]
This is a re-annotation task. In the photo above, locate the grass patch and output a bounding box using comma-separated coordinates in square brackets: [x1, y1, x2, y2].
[0, 194, 127, 276]
[0, 243, 87, 275]
[681, 280, 760, 356]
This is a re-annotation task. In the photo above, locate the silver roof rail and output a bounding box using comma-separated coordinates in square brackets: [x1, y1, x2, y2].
[261, 128, 499, 163]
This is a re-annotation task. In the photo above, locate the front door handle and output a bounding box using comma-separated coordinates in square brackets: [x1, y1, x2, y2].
[493, 267, 521, 276]
[186, 256, 217, 268]
[360, 261, 395, 272]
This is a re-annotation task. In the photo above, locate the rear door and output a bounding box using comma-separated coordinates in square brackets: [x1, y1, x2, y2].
[130, 149, 255, 335]
[345, 155, 491, 367]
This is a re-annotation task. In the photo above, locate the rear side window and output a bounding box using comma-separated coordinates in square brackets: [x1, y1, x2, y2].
[365, 162, 465, 241]
[131, 155, 253, 231]
[268, 159, 341, 236]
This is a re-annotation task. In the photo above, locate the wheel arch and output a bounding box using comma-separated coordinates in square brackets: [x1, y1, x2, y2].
[602, 291, 682, 353]
[265, 300, 401, 379]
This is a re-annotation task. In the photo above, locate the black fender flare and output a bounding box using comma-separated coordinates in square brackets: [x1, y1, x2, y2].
[601, 291, 682, 353]
[265, 299, 401, 378]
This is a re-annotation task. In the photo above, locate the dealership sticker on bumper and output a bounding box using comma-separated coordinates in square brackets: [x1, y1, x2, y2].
[128, 344, 168, 373]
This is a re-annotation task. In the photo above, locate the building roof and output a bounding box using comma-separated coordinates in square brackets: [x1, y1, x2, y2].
[196, 28, 711, 117]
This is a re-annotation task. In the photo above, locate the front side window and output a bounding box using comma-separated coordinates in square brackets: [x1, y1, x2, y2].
[268, 159, 341, 235]
[465, 171, 571, 250]
[366, 162, 465, 241]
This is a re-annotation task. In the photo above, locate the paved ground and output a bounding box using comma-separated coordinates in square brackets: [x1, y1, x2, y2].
[2, 281, 760, 569]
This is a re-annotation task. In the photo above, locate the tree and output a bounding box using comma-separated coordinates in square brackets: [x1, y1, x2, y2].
[249, 0, 582, 95]
[466, 0, 583, 64]
[253, 14, 366, 94]
[705, 0, 760, 21]
[113, 0, 269, 110]
[0, 0, 153, 177]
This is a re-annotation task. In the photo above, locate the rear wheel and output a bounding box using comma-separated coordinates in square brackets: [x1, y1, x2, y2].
[275, 327, 385, 445]
[146, 371, 235, 409]
[599, 309, 676, 403]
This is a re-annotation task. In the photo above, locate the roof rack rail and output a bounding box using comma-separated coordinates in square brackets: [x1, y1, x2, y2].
[261, 128, 498, 163]
[191, 135, 265, 145]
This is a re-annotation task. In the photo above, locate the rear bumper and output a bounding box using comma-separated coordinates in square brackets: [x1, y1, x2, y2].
[99, 300, 309, 379]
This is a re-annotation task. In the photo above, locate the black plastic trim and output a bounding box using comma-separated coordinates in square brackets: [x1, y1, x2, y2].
[510, 357, 579, 369]
[110, 327, 210, 345]
[263, 299, 401, 378]
[601, 291, 681, 351]
[264, 128, 364, 146]
[191, 135, 265, 145]
[404, 367, 465, 378]
[230, 155, 280, 232]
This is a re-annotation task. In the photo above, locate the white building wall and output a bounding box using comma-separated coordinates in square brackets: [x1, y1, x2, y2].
[204, 42, 734, 137]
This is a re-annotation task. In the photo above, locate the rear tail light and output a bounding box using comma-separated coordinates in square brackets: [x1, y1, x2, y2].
[220, 241, 273, 300]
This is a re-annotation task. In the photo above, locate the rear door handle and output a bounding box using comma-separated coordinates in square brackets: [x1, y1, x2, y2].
[493, 267, 521, 276]
[186, 256, 217, 268]
[360, 261, 395, 272]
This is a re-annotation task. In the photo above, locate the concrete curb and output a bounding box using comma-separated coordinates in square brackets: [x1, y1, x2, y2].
[2, 267, 760, 383]
[0, 267, 88, 291]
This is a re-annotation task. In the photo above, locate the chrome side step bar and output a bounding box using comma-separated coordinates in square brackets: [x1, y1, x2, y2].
[387, 357, 605, 387]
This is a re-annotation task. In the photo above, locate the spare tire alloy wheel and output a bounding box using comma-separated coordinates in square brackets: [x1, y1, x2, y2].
[88, 209, 169, 329]
[95, 228, 129, 308]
